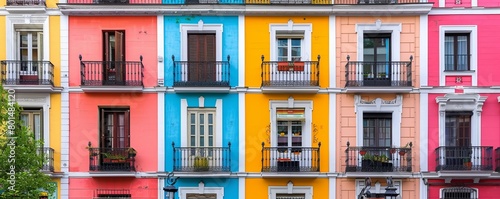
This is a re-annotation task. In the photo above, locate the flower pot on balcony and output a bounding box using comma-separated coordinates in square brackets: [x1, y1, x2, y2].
[464, 161, 472, 170]
[194, 156, 209, 171]
[390, 148, 396, 154]
[399, 150, 406, 156]
[359, 150, 367, 156]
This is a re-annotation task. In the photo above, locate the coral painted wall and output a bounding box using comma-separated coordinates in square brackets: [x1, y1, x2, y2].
[69, 178, 158, 198]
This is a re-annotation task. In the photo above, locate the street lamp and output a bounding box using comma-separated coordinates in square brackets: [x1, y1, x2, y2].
[163, 172, 179, 199]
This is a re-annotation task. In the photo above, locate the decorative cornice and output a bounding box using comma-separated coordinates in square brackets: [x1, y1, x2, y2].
[436, 93, 487, 113]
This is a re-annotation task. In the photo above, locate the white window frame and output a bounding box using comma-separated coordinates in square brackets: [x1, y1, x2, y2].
[270, 20, 312, 62]
[355, 20, 402, 82]
[436, 94, 486, 166]
[439, 25, 478, 86]
[187, 108, 216, 148]
[181, 97, 223, 148]
[179, 182, 224, 199]
[15, 93, 50, 148]
[439, 187, 478, 199]
[354, 95, 403, 148]
[270, 97, 312, 148]
[269, 182, 312, 199]
[20, 109, 43, 142]
[355, 179, 402, 199]
[179, 20, 223, 82]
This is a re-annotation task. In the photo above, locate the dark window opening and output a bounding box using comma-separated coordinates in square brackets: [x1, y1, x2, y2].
[444, 33, 470, 71]
[363, 113, 392, 147]
[188, 33, 216, 83]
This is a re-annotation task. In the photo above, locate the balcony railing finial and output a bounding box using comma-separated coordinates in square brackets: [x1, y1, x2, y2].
[410, 55, 413, 61]
[409, 142, 413, 147]
[317, 55, 321, 61]
[318, 142, 321, 148]
[228, 142, 231, 148]
[346, 55, 350, 61]
[88, 141, 91, 148]
[261, 142, 265, 147]
[171, 55, 175, 62]
[172, 142, 175, 147]
[140, 55, 143, 62]
[79, 54, 82, 61]
[227, 55, 230, 62]
[346, 141, 350, 148]
[261, 55, 264, 62]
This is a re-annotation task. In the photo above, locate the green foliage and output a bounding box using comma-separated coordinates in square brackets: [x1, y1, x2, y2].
[0, 85, 56, 198]
[102, 153, 127, 160]
[193, 156, 209, 171]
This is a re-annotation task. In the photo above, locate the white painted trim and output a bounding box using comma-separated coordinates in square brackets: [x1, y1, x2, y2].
[199, 96, 205, 108]
[159, 178, 165, 199]
[329, 178, 336, 199]
[269, 182, 313, 199]
[238, 15, 245, 87]
[420, 176, 427, 199]
[356, 179, 402, 199]
[239, 177, 245, 199]
[355, 20, 402, 62]
[439, 187, 478, 198]
[158, 94, 165, 171]
[238, 92, 245, 172]
[60, 14, 70, 199]
[16, 94, 50, 147]
[157, 16, 164, 86]
[436, 94, 486, 148]
[354, 95, 403, 147]
[420, 93, 428, 172]
[472, 0, 477, 7]
[439, 0, 444, 7]
[6, 14, 50, 61]
[269, 98, 313, 147]
[430, 9, 500, 15]
[420, 15, 428, 87]
[180, 21, 223, 61]
[329, 15, 336, 88]
[329, 93, 336, 172]
[215, 99, 223, 147]
[180, 98, 223, 148]
[180, 99, 188, 147]
[269, 20, 312, 61]
[439, 25, 478, 86]
[179, 182, 224, 199]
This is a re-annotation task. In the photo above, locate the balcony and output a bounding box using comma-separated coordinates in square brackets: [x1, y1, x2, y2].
[261, 55, 320, 93]
[0, 60, 58, 92]
[65, 0, 161, 4]
[344, 142, 412, 176]
[261, 142, 321, 173]
[79, 55, 144, 93]
[344, 55, 413, 93]
[172, 142, 231, 175]
[38, 147, 54, 173]
[435, 146, 493, 172]
[334, 0, 426, 4]
[6, 0, 45, 5]
[89, 147, 136, 173]
[5, 0, 47, 14]
[172, 55, 230, 93]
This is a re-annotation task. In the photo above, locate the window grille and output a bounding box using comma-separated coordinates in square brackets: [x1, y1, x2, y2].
[276, 194, 306, 199]
[441, 187, 477, 199]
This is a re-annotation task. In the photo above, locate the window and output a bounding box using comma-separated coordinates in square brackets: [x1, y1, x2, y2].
[103, 30, 125, 84]
[186, 193, 217, 199]
[445, 111, 472, 147]
[188, 109, 216, 150]
[441, 187, 477, 199]
[20, 108, 43, 142]
[276, 194, 305, 199]
[445, 33, 470, 71]
[18, 31, 43, 74]
[277, 38, 301, 61]
[269, 183, 312, 199]
[188, 33, 216, 83]
[362, 33, 391, 82]
[363, 113, 392, 147]
[100, 108, 130, 149]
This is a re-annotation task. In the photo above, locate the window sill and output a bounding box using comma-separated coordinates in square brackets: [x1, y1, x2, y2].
[443, 70, 476, 75]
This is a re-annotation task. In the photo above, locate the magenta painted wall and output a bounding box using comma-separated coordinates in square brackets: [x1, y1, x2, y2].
[69, 178, 158, 198]
[427, 93, 500, 171]
[428, 179, 500, 198]
[428, 15, 500, 86]
[445, 0, 471, 7]
[69, 93, 158, 172]
[68, 16, 158, 87]
[478, 0, 500, 7]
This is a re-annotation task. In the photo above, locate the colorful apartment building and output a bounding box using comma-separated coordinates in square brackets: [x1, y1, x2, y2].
[421, 0, 500, 198]
[335, 1, 431, 198]
[1, 0, 64, 197]
[162, 14, 240, 199]
[57, 1, 161, 196]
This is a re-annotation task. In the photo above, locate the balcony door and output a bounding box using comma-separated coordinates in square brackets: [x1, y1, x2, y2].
[17, 31, 43, 84]
[188, 33, 216, 84]
[103, 31, 125, 85]
[187, 109, 216, 169]
[99, 108, 130, 169]
[273, 36, 308, 86]
[443, 111, 472, 170]
[20, 108, 43, 143]
[362, 33, 391, 86]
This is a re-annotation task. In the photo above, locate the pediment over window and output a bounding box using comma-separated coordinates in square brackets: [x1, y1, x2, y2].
[436, 94, 487, 113]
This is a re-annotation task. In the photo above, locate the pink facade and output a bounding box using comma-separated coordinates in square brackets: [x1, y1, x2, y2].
[69, 178, 158, 198]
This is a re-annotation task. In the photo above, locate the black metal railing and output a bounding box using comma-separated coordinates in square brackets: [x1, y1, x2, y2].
[0, 60, 54, 86]
[334, 0, 426, 4]
[440, 187, 478, 199]
[89, 147, 136, 172]
[261, 142, 320, 172]
[496, 147, 500, 172]
[66, 0, 161, 4]
[172, 55, 230, 87]
[38, 147, 54, 172]
[172, 142, 231, 172]
[261, 55, 320, 87]
[80, 55, 144, 87]
[6, 0, 45, 5]
[435, 146, 493, 171]
[345, 55, 412, 87]
[344, 141, 412, 172]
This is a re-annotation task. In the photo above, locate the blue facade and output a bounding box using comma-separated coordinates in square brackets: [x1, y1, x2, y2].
[163, 15, 240, 199]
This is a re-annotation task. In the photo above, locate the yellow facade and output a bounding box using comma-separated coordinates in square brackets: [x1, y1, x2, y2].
[245, 16, 331, 198]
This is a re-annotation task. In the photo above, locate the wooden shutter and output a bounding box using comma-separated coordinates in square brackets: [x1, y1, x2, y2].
[114, 31, 125, 84]
[124, 110, 130, 148]
[188, 34, 216, 82]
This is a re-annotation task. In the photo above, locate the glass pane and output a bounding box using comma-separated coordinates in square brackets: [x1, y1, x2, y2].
[190, 125, 195, 135]
[20, 32, 28, 48]
[200, 136, 204, 147]
[190, 113, 195, 124]
[208, 126, 213, 136]
[291, 47, 301, 57]
[118, 114, 125, 148]
[200, 124, 204, 135]
[457, 35, 468, 70]
[32, 32, 38, 48]
[190, 136, 195, 146]
[208, 137, 213, 147]
[20, 114, 29, 127]
[34, 114, 41, 141]
[199, 114, 204, 124]
[277, 39, 288, 46]
[291, 38, 301, 46]
[208, 114, 213, 124]
[444, 36, 454, 70]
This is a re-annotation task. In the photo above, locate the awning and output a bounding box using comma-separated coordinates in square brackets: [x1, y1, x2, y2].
[277, 108, 305, 121]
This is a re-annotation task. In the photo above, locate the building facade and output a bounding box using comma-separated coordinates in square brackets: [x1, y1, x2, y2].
[422, 0, 500, 198]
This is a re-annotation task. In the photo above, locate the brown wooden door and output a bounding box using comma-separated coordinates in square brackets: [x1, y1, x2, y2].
[103, 31, 125, 85]
[114, 31, 125, 84]
[188, 33, 216, 84]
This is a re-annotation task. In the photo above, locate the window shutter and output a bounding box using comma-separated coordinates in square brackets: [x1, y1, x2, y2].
[124, 110, 130, 148]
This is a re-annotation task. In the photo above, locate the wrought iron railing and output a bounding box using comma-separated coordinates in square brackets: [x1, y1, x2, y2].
[496, 147, 500, 172]
[344, 141, 412, 172]
[261, 142, 320, 172]
[435, 146, 493, 171]
[80, 55, 144, 87]
[344, 55, 412, 87]
[38, 147, 54, 172]
[0, 60, 54, 86]
[89, 147, 136, 172]
[334, 0, 427, 4]
[172, 142, 231, 172]
[172, 55, 230, 87]
[66, 0, 161, 4]
[261, 55, 320, 87]
[6, 0, 45, 5]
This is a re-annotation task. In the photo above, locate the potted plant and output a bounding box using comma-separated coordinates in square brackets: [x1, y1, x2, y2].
[127, 148, 137, 158]
[464, 158, 472, 170]
[399, 143, 411, 156]
[193, 156, 209, 172]
[102, 153, 127, 163]
[390, 146, 396, 154]
[359, 148, 367, 156]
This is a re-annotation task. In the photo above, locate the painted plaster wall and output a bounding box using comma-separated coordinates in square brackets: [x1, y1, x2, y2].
[337, 178, 420, 199]
[68, 16, 158, 87]
[68, 93, 158, 172]
[336, 16, 420, 88]
[427, 93, 500, 171]
[163, 16, 239, 87]
[174, 178, 238, 199]
[428, 179, 500, 199]
[0, 17, 4, 60]
[244, 16, 329, 88]
[478, 0, 500, 6]
[445, 0, 471, 7]
[69, 178, 158, 198]
[428, 15, 500, 87]
[245, 178, 329, 199]
[163, 93, 239, 172]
